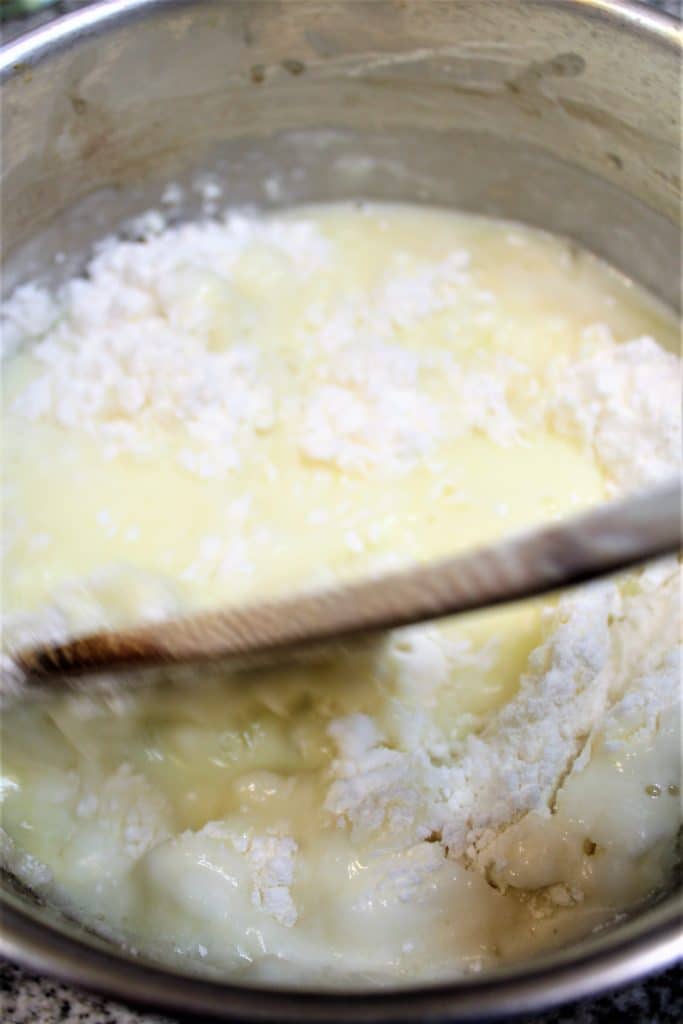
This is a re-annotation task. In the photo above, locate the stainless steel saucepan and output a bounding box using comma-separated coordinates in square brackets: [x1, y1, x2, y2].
[0, 2, 680, 1019]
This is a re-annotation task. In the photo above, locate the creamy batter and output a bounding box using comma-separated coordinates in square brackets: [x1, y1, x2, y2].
[0, 203, 680, 986]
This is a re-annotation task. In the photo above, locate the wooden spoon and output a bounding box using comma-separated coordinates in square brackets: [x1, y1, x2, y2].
[16, 479, 681, 681]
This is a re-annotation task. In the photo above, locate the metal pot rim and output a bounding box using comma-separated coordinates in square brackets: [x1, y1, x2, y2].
[0, 0, 680, 77]
[1, 895, 681, 1021]
[1, 1, 681, 1019]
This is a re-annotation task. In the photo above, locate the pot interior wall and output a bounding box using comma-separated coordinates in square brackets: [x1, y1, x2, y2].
[0, 0, 681, 1010]
[1, 0, 680, 303]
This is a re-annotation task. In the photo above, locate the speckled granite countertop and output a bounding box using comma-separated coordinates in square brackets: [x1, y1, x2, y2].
[2, 960, 680, 1024]
[1, 1, 681, 1022]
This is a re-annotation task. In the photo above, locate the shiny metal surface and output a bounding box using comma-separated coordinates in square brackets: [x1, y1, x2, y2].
[0, 1, 681, 1019]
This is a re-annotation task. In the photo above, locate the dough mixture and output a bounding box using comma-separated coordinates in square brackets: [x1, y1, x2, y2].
[1, 202, 680, 986]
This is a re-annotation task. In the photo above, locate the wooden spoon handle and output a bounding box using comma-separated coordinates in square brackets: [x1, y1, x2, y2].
[17, 479, 681, 680]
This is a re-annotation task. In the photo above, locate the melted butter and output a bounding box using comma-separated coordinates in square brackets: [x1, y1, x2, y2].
[5, 203, 662, 617]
